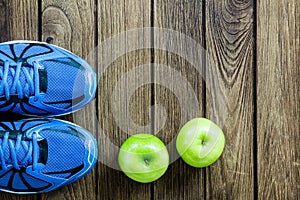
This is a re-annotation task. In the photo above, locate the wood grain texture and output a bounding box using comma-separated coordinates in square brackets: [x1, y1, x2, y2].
[1, 1, 300, 199]
[0, 0, 9, 42]
[0, 0, 38, 199]
[0, 0, 38, 42]
[41, 0, 97, 200]
[153, 0, 205, 199]
[97, 0, 152, 199]
[205, 0, 254, 199]
[257, 0, 300, 199]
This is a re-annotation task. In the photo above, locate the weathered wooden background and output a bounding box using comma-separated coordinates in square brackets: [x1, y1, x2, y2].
[0, 0, 299, 199]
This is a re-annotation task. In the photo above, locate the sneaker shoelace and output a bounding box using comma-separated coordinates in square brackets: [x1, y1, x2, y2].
[0, 132, 39, 171]
[0, 61, 41, 101]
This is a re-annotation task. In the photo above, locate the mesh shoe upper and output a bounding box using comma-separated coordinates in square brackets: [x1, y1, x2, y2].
[0, 41, 97, 116]
[0, 118, 98, 194]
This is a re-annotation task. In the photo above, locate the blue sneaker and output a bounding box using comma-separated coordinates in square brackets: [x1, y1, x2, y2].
[0, 40, 97, 116]
[0, 118, 98, 194]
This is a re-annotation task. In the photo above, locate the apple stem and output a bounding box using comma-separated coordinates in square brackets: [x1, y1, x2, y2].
[144, 159, 150, 166]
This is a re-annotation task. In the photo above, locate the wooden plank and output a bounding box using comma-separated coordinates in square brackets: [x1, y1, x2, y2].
[0, 0, 38, 42]
[41, 0, 97, 199]
[97, 0, 152, 199]
[153, 1, 205, 199]
[0, 0, 39, 199]
[205, 0, 254, 199]
[257, 0, 300, 199]
[0, 0, 9, 42]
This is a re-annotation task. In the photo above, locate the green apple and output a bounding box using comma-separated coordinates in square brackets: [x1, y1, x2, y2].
[118, 134, 169, 183]
[176, 118, 225, 168]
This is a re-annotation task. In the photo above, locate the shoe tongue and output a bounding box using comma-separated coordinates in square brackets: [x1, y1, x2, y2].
[37, 139, 48, 164]
[38, 68, 48, 93]
[0, 138, 40, 167]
